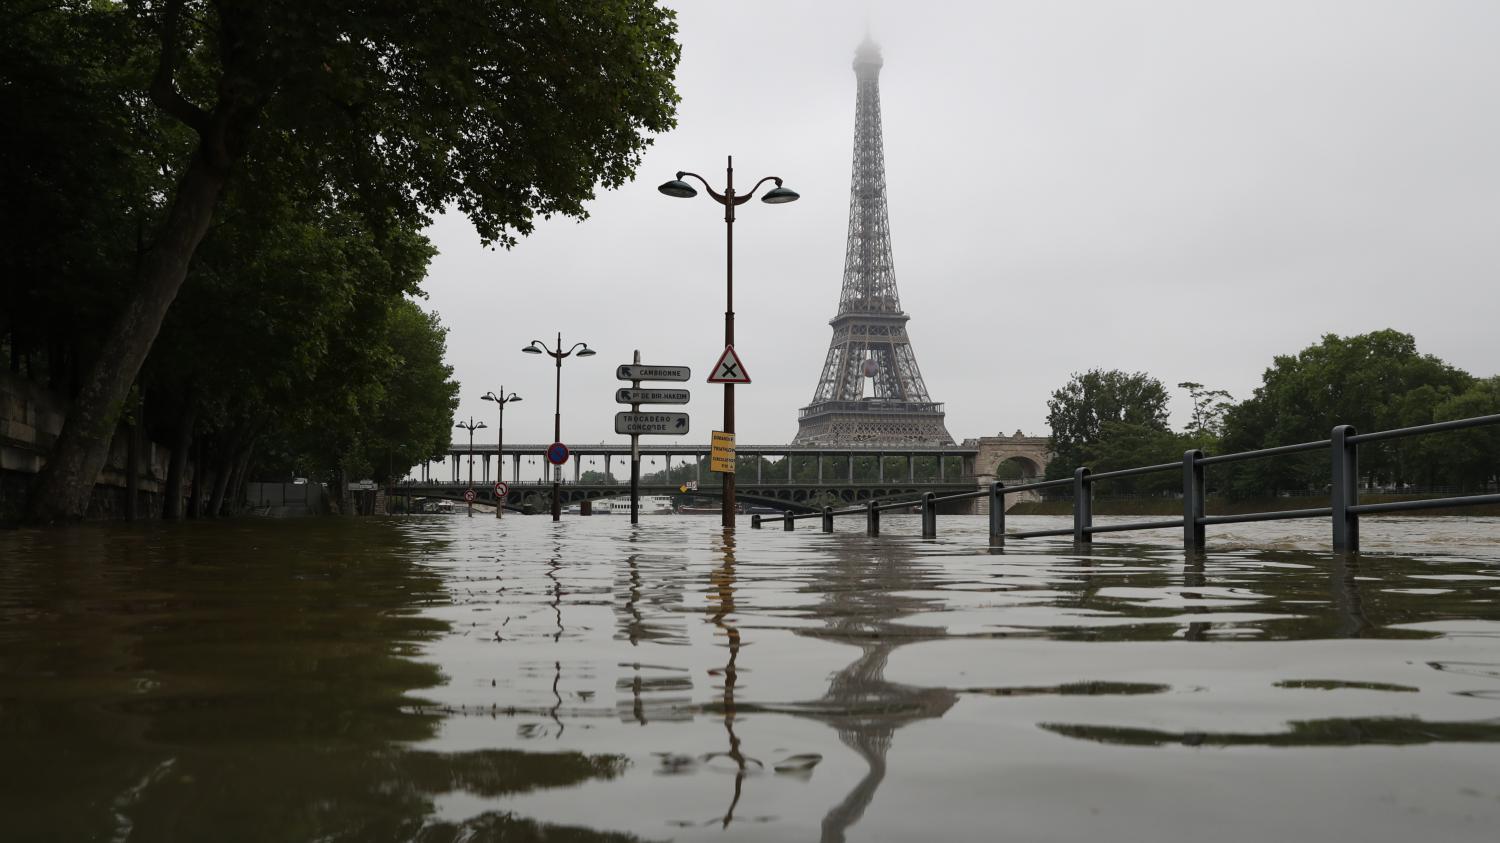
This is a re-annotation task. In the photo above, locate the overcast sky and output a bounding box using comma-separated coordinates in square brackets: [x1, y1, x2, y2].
[422, 0, 1500, 451]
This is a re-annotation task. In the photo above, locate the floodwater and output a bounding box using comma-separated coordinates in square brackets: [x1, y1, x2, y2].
[3, 514, 1500, 842]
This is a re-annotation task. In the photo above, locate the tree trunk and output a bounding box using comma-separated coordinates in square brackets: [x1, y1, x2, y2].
[206, 430, 241, 517]
[162, 403, 196, 520]
[125, 414, 140, 521]
[188, 435, 205, 519]
[24, 154, 229, 524]
[224, 439, 255, 517]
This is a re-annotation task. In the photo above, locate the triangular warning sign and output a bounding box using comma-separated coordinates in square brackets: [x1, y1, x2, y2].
[706, 345, 751, 384]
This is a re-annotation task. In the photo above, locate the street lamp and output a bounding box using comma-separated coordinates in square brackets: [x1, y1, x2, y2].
[522, 332, 596, 521]
[455, 416, 487, 517]
[659, 156, 799, 528]
[481, 389, 522, 519]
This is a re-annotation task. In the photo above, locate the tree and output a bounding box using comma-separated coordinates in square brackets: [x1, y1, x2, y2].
[1178, 381, 1233, 440]
[27, 0, 681, 522]
[1045, 369, 1171, 478]
[1219, 330, 1473, 497]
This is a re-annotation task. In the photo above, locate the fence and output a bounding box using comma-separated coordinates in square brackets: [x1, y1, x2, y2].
[750, 414, 1500, 553]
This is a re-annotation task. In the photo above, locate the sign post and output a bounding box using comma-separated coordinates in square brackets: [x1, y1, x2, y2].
[617, 354, 692, 524]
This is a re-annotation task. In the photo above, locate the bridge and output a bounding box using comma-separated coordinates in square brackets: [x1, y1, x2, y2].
[396, 434, 1052, 514]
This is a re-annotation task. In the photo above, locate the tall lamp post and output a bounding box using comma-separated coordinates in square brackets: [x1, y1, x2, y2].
[659, 156, 799, 528]
[455, 416, 487, 517]
[481, 389, 522, 518]
[523, 332, 596, 521]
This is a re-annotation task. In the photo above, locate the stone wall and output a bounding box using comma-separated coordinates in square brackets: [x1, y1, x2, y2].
[0, 371, 185, 522]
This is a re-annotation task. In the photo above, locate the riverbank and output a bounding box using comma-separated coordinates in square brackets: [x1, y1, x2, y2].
[1009, 493, 1500, 517]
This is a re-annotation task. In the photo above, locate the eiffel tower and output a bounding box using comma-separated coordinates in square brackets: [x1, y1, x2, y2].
[793, 37, 954, 446]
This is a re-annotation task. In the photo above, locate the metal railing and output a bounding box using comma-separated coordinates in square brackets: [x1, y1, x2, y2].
[750, 414, 1500, 553]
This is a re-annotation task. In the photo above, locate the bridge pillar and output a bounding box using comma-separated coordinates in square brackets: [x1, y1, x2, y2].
[847, 452, 854, 482]
[974, 474, 996, 515]
[878, 453, 884, 482]
[756, 453, 762, 484]
[909, 454, 915, 482]
[817, 454, 823, 482]
[513, 458, 520, 484]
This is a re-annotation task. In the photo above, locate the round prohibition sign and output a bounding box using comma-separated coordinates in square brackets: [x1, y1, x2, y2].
[494, 481, 509, 497]
[546, 442, 570, 465]
[463, 489, 476, 503]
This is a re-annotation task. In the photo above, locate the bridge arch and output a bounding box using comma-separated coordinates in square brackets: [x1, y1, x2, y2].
[967, 431, 1052, 482]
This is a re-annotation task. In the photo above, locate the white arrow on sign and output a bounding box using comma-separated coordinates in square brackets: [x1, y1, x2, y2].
[617, 364, 691, 382]
[706, 346, 750, 384]
[615, 412, 690, 435]
[616, 387, 690, 405]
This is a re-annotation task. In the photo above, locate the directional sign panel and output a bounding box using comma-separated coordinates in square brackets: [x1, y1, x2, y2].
[707, 346, 750, 384]
[616, 387, 690, 405]
[615, 412, 690, 436]
[617, 364, 691, 382]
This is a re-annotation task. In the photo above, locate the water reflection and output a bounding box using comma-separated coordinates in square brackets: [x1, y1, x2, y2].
[0, 521, 638, 841]
[704, 530, 759, 829]
[793, 536, 958, 843]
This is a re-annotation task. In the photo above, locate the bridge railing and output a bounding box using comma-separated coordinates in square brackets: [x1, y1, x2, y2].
[751, 414, 1500, 553]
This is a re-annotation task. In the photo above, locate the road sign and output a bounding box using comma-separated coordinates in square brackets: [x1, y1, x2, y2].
[494, 481, 509, 496]
[617, 364, 690, 382]
[615, 412, 690, 435]
[546, 442, 570, 465]
[710, 430, 736, 473]
[707, 346, 750, 384]
[616, 387, 690, 405]
[679, 480, 700, 493]
[463, 489, 476, 502]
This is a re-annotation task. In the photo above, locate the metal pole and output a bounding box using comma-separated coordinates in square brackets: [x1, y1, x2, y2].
[1331, 425, 1359, 552]
[921, 492, 936, 538]
[630, 351, 641, 524]
[783, 510, 794, 531]
[751, 514, 761, 529]
[722, 155, 736, 530]
[1183, 449, 1205, 548]
[1072, 467, 1092, 546]
[504, 396, 510, 516]
[822, 505, 834, 533]
[989, 481, 1004, 546]
[553, 332, 562, 521]
[867, 499, 880, 536]
[467, 427, 474, 517]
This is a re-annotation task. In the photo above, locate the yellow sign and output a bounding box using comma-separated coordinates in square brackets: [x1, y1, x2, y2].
[710, 430, 736, 474]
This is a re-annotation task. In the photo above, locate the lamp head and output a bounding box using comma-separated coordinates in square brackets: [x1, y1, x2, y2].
[510, 394, 523, 403]
[477, 421, 487, 429]
[482, 393, 496, 402]
[522, 345, 543, 354]
[576, 346, 597, 357]
[761, 185, 800, 204]
[657, 178, 697, 199]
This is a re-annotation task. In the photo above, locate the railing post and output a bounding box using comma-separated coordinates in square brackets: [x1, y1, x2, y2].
[988, 481, 1004, 545]
[751, 514, 761, 530]
[1072, 467, 1092, 546]
[922, 492, 937, 538]
[1331, 424, 1359, 553]
[822, 505, 834, 533]
[1183, 449, 1205, 549]
[867, 500, 880, 536]
[783, 510, 794, 532]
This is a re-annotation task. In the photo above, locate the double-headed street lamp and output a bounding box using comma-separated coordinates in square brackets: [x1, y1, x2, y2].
[522, 333, 596, 521]
[481, 389, 522, 519]
[659, 156, 799, 528]
[455, 416, 487, 517]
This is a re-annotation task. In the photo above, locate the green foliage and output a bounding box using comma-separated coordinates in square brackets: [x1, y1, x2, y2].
[1046, 370, 1171, 479]
[1219, 330, 1473, 497]
[1178, 381, 1233, 439]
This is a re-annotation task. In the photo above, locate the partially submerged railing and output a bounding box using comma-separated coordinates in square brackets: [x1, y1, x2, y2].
[750, 414, 1500, 553]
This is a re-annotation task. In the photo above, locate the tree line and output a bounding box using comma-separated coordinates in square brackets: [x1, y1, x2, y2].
[1044, 330, 1499, 498]
[1, 1, 681, 521]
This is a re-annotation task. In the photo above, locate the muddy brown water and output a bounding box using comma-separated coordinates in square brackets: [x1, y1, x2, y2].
[2, 514, 1499, 841]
